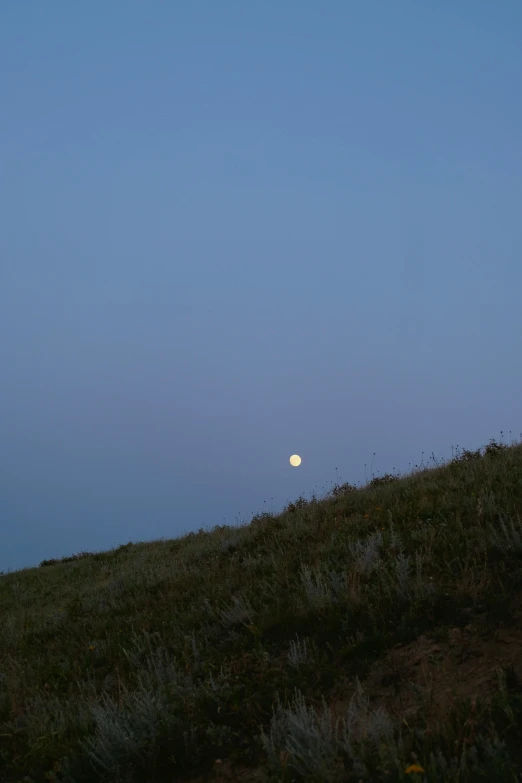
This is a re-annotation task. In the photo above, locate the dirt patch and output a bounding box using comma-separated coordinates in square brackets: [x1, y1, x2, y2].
[328, 599, 522, 740]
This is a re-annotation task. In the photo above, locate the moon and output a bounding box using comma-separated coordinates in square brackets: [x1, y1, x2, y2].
[289, 454, 302, 467]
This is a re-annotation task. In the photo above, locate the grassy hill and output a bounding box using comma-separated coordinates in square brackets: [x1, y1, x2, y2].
[2, 432, 522, 782]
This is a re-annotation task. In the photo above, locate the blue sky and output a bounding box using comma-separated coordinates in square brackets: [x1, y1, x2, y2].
[1, 1, 521, 575]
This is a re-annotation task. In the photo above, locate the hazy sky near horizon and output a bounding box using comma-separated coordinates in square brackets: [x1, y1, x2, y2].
[2, 1, 521, 575]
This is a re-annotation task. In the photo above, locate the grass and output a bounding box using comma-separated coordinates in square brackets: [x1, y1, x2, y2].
[1, 431, 522, 782]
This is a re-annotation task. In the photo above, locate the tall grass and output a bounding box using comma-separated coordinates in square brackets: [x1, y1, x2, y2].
[1, 431, 522, 782]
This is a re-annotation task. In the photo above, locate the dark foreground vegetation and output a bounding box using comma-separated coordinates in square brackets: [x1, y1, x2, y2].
[2, 431, 522, 782]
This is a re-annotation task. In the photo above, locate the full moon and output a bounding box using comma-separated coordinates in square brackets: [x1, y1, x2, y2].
[289, 454, 302, 467]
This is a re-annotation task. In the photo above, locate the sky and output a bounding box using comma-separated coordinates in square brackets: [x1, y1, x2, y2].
[1, 1, 521, 576]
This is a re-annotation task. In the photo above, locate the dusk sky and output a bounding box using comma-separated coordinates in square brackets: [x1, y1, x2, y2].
[1, 1, 521, 575]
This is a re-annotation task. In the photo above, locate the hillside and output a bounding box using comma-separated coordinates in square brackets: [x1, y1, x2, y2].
[1, 433, 522, 782]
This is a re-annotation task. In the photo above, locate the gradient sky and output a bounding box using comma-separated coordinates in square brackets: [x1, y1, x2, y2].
[1, 1, 521, 575]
